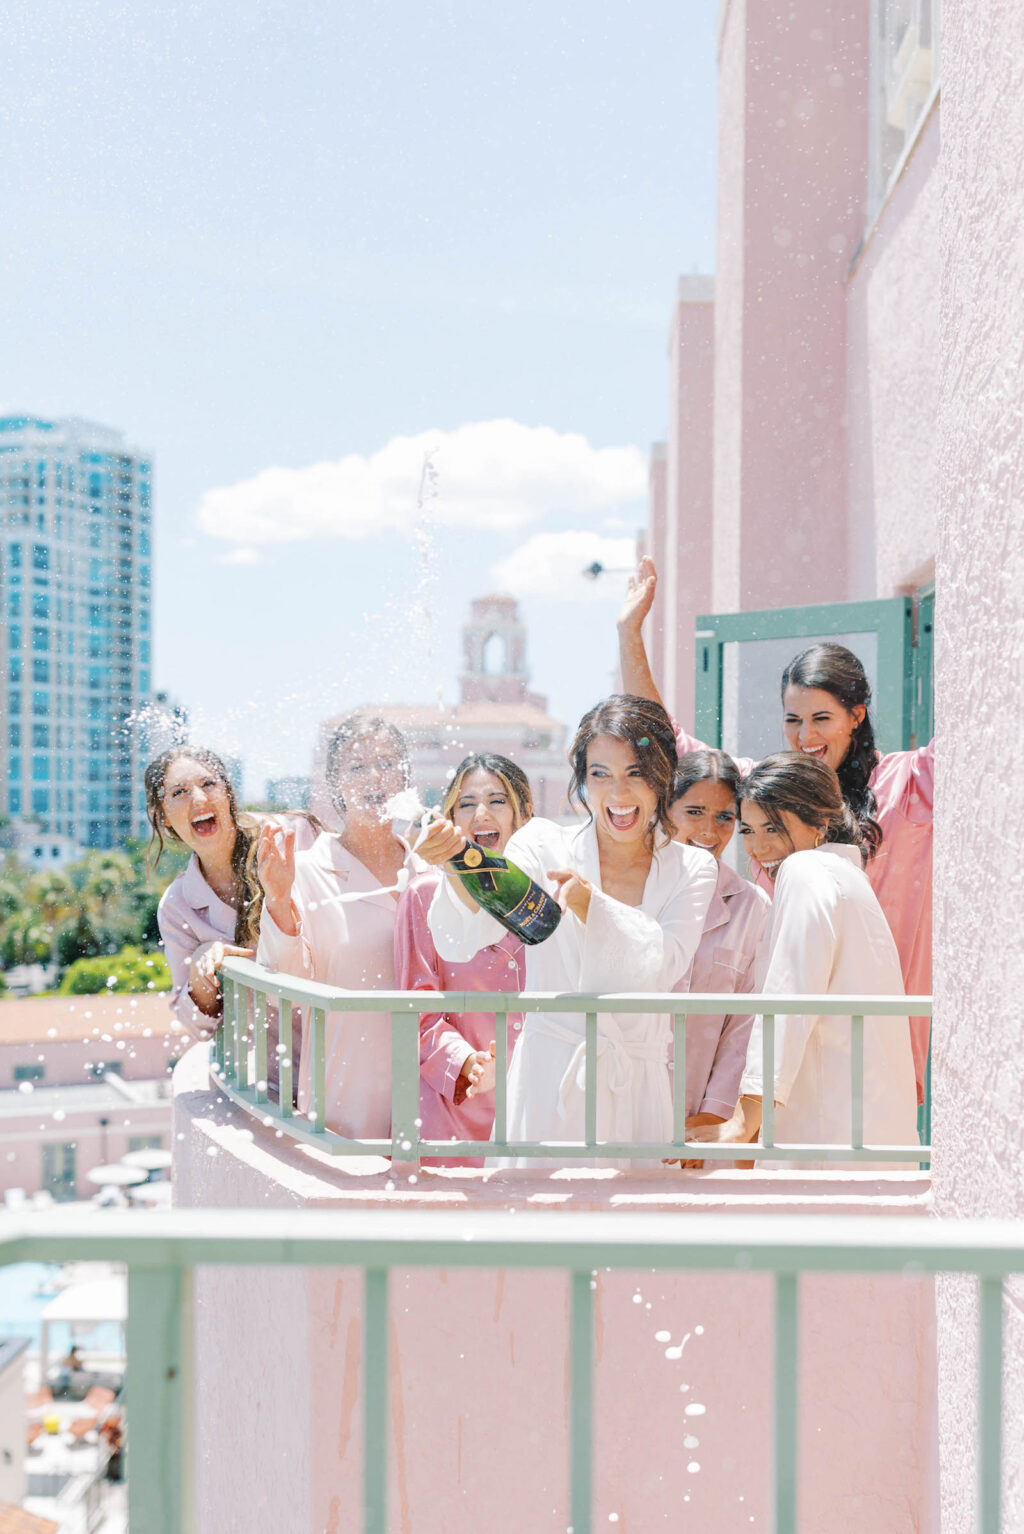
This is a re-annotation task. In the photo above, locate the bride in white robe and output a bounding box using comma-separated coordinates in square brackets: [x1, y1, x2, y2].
[419, 699, 717, 1166]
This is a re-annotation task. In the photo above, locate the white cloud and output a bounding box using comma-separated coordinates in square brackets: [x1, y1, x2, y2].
[196, 419, 646, 544]
[217, 546, 263, 566]
[491, 530, 639, 602]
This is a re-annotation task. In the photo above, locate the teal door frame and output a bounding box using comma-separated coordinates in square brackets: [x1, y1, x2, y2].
[693, 596, 915, 756]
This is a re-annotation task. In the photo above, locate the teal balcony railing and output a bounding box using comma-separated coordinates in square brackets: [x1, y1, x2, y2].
[214, 957, 932, 1167]
[0, 1206, 1011, 1534]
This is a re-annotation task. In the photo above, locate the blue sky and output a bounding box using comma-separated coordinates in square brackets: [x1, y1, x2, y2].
[1, 1, 717, 796]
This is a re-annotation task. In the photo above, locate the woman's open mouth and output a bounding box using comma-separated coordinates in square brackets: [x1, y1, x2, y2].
[191, 813, 218, 837]
[687, 838, 718, 852]
[800, 745, 828, 759]
[606, 806, 640, 831]
[758, 858, 783, 880]
[473, 830, 501, 850]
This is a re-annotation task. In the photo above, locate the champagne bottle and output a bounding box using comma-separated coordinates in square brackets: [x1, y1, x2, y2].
[449, 841, 562, 946]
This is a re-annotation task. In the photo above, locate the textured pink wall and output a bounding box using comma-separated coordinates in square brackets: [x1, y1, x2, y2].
[174, 1048, 937, 1531]
[933, 0, 1024, 1525]
[714, 0, 870, 612]
[662, 278, 714, 732]
[846, 108, 941, 599]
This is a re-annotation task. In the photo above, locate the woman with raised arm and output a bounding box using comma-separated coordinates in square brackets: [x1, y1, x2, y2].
[148, 747, 316, 1062]
[417, 696, 717, 1166]
[688, 754, 917, 1171]
[618, 555, 934, 1104]
[256, 715, 427, 1139]
[394, 754, 532, 1166]
[666, 751, 771, 1166]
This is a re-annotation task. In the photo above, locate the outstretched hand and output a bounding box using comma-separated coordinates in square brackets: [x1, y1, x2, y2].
[548, 868, 592, 923]
[617, 554, 658, 633]
[417, 817, 468, 867]
[257, 823, 298, 934]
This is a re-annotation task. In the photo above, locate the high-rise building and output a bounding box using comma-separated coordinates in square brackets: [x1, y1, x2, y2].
[0, 415, 153, 849]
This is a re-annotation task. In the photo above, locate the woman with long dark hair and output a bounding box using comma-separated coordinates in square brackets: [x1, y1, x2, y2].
[394, 753, 533, 1166]
[618, 556, 934, 1103]
[418, 696, 716, 1165]
[688, 753, 918, 1169]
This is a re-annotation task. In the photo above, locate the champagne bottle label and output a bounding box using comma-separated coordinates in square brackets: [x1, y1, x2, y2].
[450, 840, 561, 946]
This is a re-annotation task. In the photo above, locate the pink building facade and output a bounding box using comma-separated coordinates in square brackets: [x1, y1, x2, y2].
[0, 993, 182, 1201]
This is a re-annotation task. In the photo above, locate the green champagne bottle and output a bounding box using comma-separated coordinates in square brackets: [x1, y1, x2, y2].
[449, 841, 562, 946]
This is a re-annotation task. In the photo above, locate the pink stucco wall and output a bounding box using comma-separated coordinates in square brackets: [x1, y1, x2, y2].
[0, 993, 182, 1089]
[933, 0, 1024, 1526]
[714, 0, 871, 613]
[174, 1047, 937, 1531]
[846, 107, 941, 600]
[662, 278, 714, 732]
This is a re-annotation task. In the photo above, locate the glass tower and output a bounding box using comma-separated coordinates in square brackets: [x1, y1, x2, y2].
[0, 416, 153, 849]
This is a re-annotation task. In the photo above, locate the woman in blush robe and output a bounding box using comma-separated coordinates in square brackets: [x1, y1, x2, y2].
[148, 746, 315, 1096]
[418, 697, 717, 1168]
[256, 715, 426, 1139]
[618, 556, 934, 1103]
[665, 751, 771, 1168]
[689, 755, 918, 1171]
[395, 754, 532, 1167]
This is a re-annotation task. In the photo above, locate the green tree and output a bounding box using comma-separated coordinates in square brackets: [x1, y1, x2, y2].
[58, 944, 172, 995]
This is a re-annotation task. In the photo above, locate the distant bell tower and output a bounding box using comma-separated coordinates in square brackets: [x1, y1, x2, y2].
[459, 595, 547, 710]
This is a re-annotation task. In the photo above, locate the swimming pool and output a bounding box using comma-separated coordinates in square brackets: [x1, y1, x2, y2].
[0, 1262, 124, 1352]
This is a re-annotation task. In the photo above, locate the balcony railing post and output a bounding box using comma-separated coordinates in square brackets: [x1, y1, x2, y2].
[391, 1012, 421, 1173]
[570, 1270, 594, 1534]
[126, 1263, 191, 1534]
[774, 1271, 798, 1534]
[493, 1010, 508, 1152]
[761, 1015, 776, 1151]
[584, 1013, 598, 1149]
[979, 1275, 1004, 1533]
[254, 989, 268, 1104]
[850, 1015, 864, 1150]
[364, 1268, 390, 1534]
[310, 1007, 326, 1133]
[672, 1013, 687, 1151]
[279, 998, 294, 1118]
[221, 977, 237, 1082]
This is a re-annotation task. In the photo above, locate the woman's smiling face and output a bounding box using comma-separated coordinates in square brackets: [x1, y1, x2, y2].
[782, 685, 865, 772]
[161, 756, 235, 859]
[669, 778, 738, 860]
[737, 799, 820, 881]
[585, 734, 658, 846]
[450, 768, 517, 854]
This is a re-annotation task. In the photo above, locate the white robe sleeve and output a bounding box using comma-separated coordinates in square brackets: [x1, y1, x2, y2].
[578, 847, 717, 994]
[740, 853, 838, 1105]
[425, 872, 506, 962]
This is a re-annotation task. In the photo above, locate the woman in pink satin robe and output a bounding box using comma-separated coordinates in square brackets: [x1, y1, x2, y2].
[394, 754, 533, 1167]
[618, 557, 933, 1103]
[667, 751, 771, 1167]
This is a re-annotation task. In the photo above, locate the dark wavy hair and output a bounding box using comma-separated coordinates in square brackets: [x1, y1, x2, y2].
[670, 748, 743, 807]
[324, 714, 410, 815]
[568, 694, 678, 848]
[442, 753, 534, 828]
[781, 643, 882, 847]
[740, 752, 878, 862]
